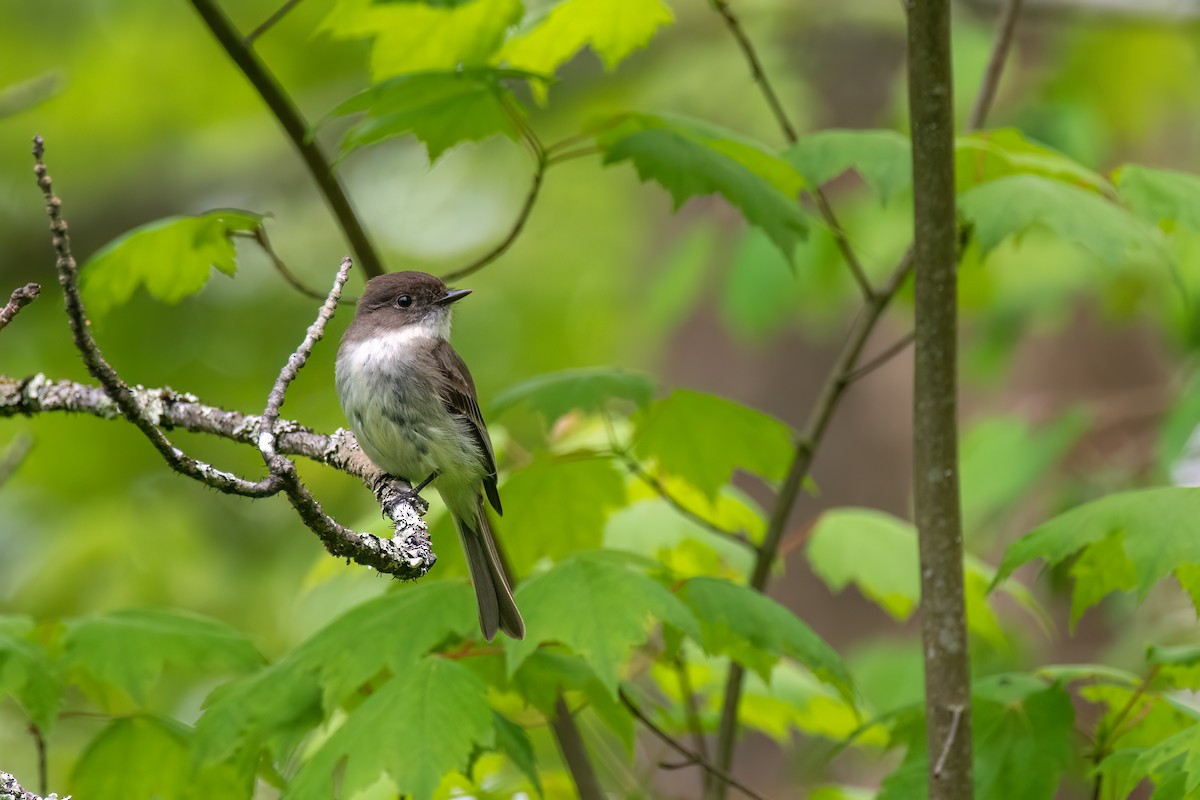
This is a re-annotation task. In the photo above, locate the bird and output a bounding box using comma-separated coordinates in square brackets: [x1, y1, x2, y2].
[335, 271, 524, 640]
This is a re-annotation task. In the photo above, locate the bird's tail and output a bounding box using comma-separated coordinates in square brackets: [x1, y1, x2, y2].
[457, 502, 525, 641]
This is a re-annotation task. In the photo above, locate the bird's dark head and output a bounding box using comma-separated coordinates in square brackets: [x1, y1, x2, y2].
[355, 271, 471, 337]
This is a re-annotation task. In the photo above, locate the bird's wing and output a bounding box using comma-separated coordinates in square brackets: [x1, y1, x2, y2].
[431, 338, 502, 515]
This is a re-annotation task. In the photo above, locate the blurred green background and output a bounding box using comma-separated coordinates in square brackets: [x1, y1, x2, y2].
[3, 0, 1200, 794]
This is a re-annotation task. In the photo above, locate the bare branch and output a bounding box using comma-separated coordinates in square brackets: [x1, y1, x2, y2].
[931, 703, 964, 777]
[245, 0, 304, 45]
[441, 148, 547, 283]
[186, 0, 386, 278]
[33, 136, 278, 498]
[966, 0, 1025, 132]
[0, 284, 39, 332]
[551, 694, 606, 800]
[620, 690, 773, 800]
[240, 226, 356, 306]
[843, 330, 916, 385]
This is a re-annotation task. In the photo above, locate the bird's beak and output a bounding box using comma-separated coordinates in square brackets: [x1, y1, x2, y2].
[436, 288, 472, 305]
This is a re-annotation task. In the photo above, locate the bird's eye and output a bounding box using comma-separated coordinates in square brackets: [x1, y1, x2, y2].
[395, 295, 413, 309]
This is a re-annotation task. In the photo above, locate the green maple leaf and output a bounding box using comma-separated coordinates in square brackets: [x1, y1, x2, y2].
[1115, 163, 1200, 232]
[785, 128, 912, 204]
[64, 608, 262, 708]
[499, 456, 627, 568]
[193, 582, 476, 768]
[993, 487, 1200, 623]
[321, 0, 523, 79]
[72, 715, 246, 798]
[491, 366, 656, 421]
[497, 0, 674, 78]
[505, 552, 699, 693]
[958, 174, 1167, 268]
[955, 128, 1113, 195]
[634, 389, 795, 499]
[597, 112, 809, 262]
[80, 209, 261, 316]
[287, 657, 494, 800]
[678, 577, 853, 700]
[0, 615, 62, 731]
[324, 69, 539, 161]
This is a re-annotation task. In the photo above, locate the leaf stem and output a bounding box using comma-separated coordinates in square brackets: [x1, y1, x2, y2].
[245, 0, 305, 45]
[965, 0, 1024, 132]
[187, 0, 386, 279]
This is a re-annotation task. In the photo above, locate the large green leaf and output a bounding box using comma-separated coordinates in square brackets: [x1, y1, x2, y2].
[1116, 164, 1200, 233]
[193, 582, 476, 768]
[287, 657, 494, 800]
[491, 367, 656, 421]
[80, 209, 261, 316]
[956, 128, 1113, 195]
[0, 616, 62, 731]
[511, 648, 634, 748]
[71, 716, 245, 799]
[505, 552, 699, 693]
[63, 608, 262, 707]
[325, 69, 535, 161]
[806, 508, 1044, 647]
[321, 0, 523, 79]
[678, 577, 853, 700]
[958, 174, 1166, 267]
[784, 129, 912, 204]
[499, 456, 627, 568]
[491, 710, 542, 796]
[994, 487, 1200, 623]
[498, 0, 673, 77]
[634, 389, 795, 499]
[597, 113, 808, 262]
[879, 675, 1075, 800]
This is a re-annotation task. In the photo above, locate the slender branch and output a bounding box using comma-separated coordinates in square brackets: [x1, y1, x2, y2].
[551, 694, 605, 800]
[186, 0, 386, 279]
[674, 654, 711, 762]
[931, 704, 964, 777]
[33, 136, 278, 498]
[240, 227, 355, 305]
[710, 0, 796, 141]
[0, 772, 56, 800]
[620, 690, 772, 800]
[440, 154, 546, 283]
[708, 0, 873, 301]
[843, 330, 916, 385]
[616, 448, 754, 550]
[245, 0, 304, 45]
[707, 251, 914, 800]
[27, 726, 46, 797]
[965, 0, 1024, 132]
[0, 284, 39, 332]
[545, 145, 602, 166]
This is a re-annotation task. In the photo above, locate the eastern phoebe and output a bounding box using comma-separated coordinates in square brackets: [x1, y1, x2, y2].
[336, 271, 524, 640]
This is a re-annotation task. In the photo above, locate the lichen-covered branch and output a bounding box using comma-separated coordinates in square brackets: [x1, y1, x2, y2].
[0, 284, 39, 332]
[21, 137, 433, 580]
[0, 771, 63, 800]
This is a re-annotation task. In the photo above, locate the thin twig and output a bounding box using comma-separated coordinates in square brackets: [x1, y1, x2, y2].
[617, 448, 754, 550]
[33, 135, 279, 498]
[710, 0, 796, 141]
[239, 227, 356, 305]
[245, 0, 304, 45]
[966, 0, 1024, 132]
[708, 0, 873, 301]
[674, 654, 711, 762]
[842, 330, 915, 385]
[551, 694, 605, 800]
[545, 145, 602, 166]
[187, 0, 386, 278]
[0, 284, 39, 332]
[27, 725, 46, 796]
[620, 690, 772, 800]
[440, 155, 546, 283]
[931, 704, 964, 777]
